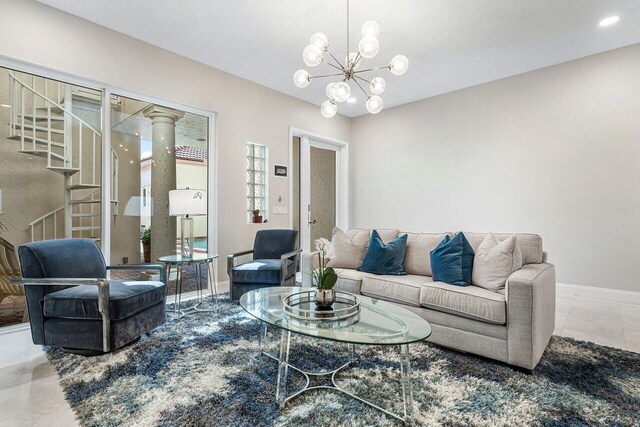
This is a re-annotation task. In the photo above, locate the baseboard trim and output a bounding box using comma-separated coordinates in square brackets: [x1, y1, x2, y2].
[0, 322, 30, 335]
[557, 282, 640, 305]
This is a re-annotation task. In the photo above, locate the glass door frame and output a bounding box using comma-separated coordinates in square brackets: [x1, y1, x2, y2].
[0, 56, 218, 274]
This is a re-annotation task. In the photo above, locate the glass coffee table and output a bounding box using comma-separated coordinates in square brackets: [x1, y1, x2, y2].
[240, 286, 432, 424]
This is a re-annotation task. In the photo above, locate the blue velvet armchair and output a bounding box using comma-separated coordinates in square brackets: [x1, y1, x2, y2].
[227, 229, 301, 300]
[17, 239, 167, 355]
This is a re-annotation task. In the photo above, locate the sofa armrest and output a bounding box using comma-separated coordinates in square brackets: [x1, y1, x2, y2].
[505, 262, 556, 370]
[301, 251, 321, 288]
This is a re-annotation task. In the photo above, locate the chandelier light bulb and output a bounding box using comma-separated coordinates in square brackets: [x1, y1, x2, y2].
[293, 69, 311, 88]
[345, 52, 360, 70]
[310, 32, 329, 50]
[370, 77, 386, 94]
[366, 95, 383, 114]
[358, 35, 379, 59]
[321, 100, 337, 118]
[303, 44, 323, 67]
[361, 20, 380, 38]
[389, 55, 409, 75]
[333, 81, 351, 102]
[326, 82, 337, 99]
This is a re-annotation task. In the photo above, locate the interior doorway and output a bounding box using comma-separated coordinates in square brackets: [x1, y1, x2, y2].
[290, 129, 349, 253]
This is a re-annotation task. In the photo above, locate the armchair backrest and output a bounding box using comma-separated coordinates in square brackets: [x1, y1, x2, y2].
[253, 229, 297, 259]
[18, 238, 107, 345]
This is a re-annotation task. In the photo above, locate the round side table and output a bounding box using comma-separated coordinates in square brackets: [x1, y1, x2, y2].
[158, 253, 219, 318]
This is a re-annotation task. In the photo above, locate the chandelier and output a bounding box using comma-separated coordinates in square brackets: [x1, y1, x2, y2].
[293, 0, 409, 118]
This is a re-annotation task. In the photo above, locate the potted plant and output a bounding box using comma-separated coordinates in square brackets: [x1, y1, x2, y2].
[312, 238, 337, 309]
[141, 227, 151, 263]
[252, 209, 263, 224]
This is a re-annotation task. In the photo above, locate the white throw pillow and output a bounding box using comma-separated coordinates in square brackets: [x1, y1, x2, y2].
[326, 227, 370, 269]
[472, 233, 523, 291]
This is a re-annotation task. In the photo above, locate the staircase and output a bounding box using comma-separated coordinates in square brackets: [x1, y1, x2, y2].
[7, 71, 119, 242]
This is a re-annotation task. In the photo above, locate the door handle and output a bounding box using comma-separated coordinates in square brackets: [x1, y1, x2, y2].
[308, 219, 317, 225]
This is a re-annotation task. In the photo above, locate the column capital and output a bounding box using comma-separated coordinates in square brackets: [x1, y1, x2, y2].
[142, 105, 185, 123]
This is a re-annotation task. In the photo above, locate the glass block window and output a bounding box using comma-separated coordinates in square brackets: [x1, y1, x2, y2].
[247, 142, 268, 222]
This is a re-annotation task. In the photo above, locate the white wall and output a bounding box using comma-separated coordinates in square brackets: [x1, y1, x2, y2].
[0, 0, 351, 279]
[350, 44, 640, 292]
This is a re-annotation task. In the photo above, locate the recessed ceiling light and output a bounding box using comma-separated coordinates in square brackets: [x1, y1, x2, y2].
[347, 97, 356, 104]
[0, 104, 11, 108]
[599, 16, 621, 27]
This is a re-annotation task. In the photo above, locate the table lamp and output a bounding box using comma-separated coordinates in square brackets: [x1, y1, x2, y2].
[169, 188, 207, 259]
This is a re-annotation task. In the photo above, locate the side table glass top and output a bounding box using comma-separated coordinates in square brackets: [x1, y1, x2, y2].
[157, 253, 218, 264]
[240, 286, 432, 345]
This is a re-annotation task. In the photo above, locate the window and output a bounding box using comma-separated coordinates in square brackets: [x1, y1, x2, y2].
[246, 142, 268, 223]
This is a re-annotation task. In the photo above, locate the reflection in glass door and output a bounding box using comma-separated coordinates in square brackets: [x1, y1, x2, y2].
[110, 95, 209, 295]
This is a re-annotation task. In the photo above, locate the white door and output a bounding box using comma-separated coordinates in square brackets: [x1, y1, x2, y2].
[300, 136, 348, 252]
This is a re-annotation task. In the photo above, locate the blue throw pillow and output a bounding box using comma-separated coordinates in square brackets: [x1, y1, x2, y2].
[430, 232, 475, 286]
[358, 230, 408, 275]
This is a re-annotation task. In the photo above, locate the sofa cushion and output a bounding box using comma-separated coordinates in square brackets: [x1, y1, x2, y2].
[359, 230, 408, 275]
[463, 232, 542, 265]
[420, 282, 506, 325]
[327, 228, 370, 269]
[360, 274, 434, 307]
[472, 233, 523, 291]
[403, 232, 451, 276]
[231, 259, 294, 284]
[346, 228, 400, 244]
[430, 232, 475, 286]
[43, 280, 166, 321]
[333, 268, 367, 294]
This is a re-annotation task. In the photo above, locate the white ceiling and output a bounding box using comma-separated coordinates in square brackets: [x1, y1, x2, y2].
[37, 0, 640, 118]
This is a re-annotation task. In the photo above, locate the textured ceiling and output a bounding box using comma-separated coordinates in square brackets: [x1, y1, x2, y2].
[37, 0, 640, 117]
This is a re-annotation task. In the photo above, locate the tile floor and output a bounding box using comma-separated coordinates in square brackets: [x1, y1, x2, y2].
[0, 289, 637, 427]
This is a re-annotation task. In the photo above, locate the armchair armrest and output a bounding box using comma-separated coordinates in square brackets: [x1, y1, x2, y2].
[280, 249, 302, 286]
[12, 278, 111, 353]
[505, 263, 556, 370]
[301, 251, 321, 288]
[107, 264, 165, 283]
[227, 249, 254, 275]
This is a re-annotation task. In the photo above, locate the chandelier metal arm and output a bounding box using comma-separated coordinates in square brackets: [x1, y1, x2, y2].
[326, 51, 346, 70]
[353, 65, 392, 74]
[352, 77, 369, 98]
[354, 75, 371, 84]
[323, 59, 344, 72]
[311, 72, 345, 79]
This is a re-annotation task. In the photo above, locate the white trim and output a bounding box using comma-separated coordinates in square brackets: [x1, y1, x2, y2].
[101, 87, 112, 265]
[288, 127, 349, 252]
[557, 282, 640, 305]
[0, 322, 30, 336]
[0, 55, 219, 268]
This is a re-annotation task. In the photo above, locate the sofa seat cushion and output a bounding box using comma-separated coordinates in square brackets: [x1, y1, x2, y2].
[44, 280, 166, 321]
[231, 259, 294, 284]
[419, 282, 506, 325]
[360, 274, 433, 307]
[332, 268, 369, 294]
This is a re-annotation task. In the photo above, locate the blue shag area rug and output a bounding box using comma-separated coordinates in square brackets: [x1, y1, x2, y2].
[46, 296, 640, 426]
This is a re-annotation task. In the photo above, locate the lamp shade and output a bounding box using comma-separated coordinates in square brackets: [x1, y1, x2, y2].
[169, 189, 207, 216]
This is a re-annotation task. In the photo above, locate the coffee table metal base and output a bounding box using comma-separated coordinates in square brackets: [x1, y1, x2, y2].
[260, 325, 416, 424]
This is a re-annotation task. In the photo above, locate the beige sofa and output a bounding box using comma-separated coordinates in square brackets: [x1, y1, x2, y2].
[302, 229, 556, 371]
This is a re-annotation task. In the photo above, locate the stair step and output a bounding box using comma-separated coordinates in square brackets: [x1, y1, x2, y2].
[71, 213, 101, 218]
[11, 124, 64, 134]
[46, 166, 79, 175]
[36, 106, 64, 115]
[17, 114, 64, 122]
[67, 184, 101, 190]
[71, 226, 101, 231]
[18, 150, 65, 160]
[8, 135, 65, 148]
[69, 199, 100, 205]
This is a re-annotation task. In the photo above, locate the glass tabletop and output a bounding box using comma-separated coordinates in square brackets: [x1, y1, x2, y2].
[157, 253, 218, 264]
[240, 287, 432, 346]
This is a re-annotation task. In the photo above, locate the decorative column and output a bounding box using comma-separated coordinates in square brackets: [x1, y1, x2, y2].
[142, 105, 184, 262]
